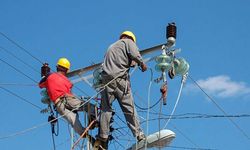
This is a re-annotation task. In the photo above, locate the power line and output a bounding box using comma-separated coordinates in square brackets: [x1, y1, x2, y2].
[0, 57, 37, 83]
[0, 75, 121, 140]
[138, 112, 250, 121]
[170, 122, 200, 148]
[0, 46, 40, 74]
[134, 92, 161, 110]
[189, 75, 250, 140]
[134, 87, 202, 149]
[0, 86, 42, 110]
[0, 32, 91, 97]
[0, 32, 44, 64]
[1, 32, 92, 97]
[166, 145, 218, 150]
[0, 83, 37, 87]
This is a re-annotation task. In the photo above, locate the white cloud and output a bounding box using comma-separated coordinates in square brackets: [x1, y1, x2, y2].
[187, 75, 250, 98]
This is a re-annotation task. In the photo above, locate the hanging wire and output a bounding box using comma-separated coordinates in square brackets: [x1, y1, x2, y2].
[113, 117, 131, 137]
[51, 129, 56, 150]
[0, 32, 44, 64]
[163, 80, 184, 129]
[189, 75, 250, 140]
[144, 68, 154, 149]
[0, 36, 216, 149]
[166, 145, 218, 150]
[0, 46, 40, 74]
[0, 86, 41, 110]
[51, 137, 71, 150]
[140, 113, 250, 122]
[133, 81, 202, 149]
[1, 32, 90, 97]
[0, 57, 38, 83]
[169, 122, 200, 148]
[0, 83, 37, 87]
[134, 96, 161, 110]
[0, 71, 123, 140]
[112, 137, 126, 149]
[158, 99, 163, 150]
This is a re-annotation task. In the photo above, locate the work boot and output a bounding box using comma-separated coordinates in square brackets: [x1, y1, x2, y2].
[93, 137, 108, 150]
[86, 135, 96, 146]
[137, 134, 146, 142]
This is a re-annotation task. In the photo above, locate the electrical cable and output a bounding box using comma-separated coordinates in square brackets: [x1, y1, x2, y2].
[0, 72, 122, 140]
[51, 138, 71, 150]
[134, 96, 161, 110]
[166, 145, 218, 150]
[1, 32, 90, 97]
[112, 137, 126, 150]
[137, 72, 213, 149]
[133, 81, 202, 149]
[189, 75, 250, 140]
[140, 114, 250, 122]
[0, 83, 37, 87]
[113, 117, 131, 137]
[0, 42, 91, 148]
[145, 68, 153, 149]
[0, 86, 42, 110]
[0, 46, 40, 74]
[0, 32, 44, 64]
[170, 122, 200, 148]
[158, 99, 163, 150]
[1, 38, 211, 149]
[0, 32, 96, 149]
[50, 129, 56, 150]
[0, 57, 38, 83]
[163, 80, 184, 129]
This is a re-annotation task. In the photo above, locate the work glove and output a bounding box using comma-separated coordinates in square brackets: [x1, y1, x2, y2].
[130, 60, 137, 67]
[41, 63, 50, 77]
[140, 63, 147, 72]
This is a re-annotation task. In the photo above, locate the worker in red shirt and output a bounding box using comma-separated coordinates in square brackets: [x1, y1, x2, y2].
[39, 58, 90, 136]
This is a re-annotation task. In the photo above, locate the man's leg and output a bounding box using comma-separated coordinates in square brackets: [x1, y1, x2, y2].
[115, 78, 145, 140]
[98, 87, 115, 139]
[56, 101, 85, 136]
[93, 85, 116, 150]
[64, 96, 96, 124]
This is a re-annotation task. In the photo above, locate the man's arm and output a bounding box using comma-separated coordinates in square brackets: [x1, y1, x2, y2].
[38, 74, 50, 88]
[126, 40, 147, 72]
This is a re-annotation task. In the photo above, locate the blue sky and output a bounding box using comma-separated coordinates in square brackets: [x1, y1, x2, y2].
[1, 0, 250, 150]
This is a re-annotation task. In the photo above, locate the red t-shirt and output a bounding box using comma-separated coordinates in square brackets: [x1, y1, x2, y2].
[39, 72, 73, 102]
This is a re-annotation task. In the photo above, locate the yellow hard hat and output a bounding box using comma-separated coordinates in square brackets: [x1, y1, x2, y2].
[120, 31, 136, 43]
[57, 58, 70, 70]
